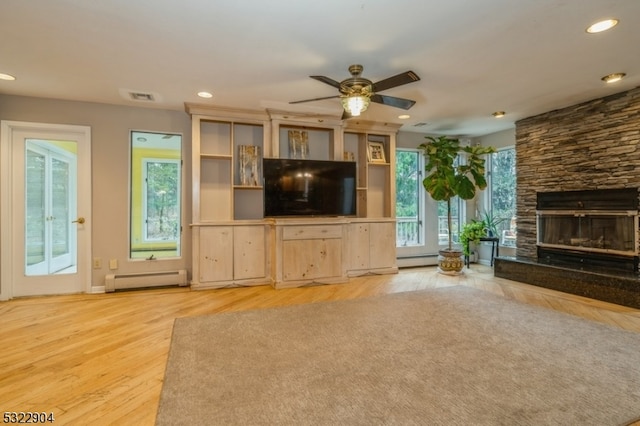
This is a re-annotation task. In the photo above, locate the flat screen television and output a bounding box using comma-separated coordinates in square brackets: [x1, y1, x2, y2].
[263, 158, 357, 217]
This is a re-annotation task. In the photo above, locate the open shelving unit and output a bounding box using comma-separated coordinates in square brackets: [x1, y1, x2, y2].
[186, 104, 400, 288]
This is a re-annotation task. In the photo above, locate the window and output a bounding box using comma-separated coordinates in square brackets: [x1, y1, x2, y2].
[396, 149, 423, 246]
[130, 131, 182, 259]
[488, 147, 516, 246]
[25, 140, 78, 275]
[142, 159, 181, 242]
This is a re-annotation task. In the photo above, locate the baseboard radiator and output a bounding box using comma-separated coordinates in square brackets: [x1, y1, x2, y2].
[105, 269, 187, 292]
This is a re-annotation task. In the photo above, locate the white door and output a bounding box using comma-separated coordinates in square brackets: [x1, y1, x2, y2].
[1, 121, 92, 299]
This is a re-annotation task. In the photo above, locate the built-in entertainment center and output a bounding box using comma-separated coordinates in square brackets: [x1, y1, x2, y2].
[186, 104, 399, 289]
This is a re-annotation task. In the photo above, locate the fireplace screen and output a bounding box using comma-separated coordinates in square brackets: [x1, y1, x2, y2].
[537, 211, 638, 256]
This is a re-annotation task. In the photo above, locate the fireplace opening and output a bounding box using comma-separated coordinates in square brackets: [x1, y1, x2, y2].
[536, 188, 639, 272]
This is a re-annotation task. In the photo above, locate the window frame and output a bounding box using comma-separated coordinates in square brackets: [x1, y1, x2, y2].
[486, 146, 516, 247]
[129, 130, 183, 260]
[395, 148, 425, 248]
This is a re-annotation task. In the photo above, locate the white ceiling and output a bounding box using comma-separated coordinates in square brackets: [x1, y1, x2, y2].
[1, 0, 639, 137]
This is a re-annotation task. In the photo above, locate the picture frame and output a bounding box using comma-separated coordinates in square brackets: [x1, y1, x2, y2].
[367, 141, 386, 163]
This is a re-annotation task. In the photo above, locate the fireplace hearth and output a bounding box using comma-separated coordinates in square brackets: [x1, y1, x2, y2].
[495, 188, 640, 309]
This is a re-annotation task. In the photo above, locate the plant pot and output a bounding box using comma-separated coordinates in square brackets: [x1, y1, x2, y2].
[437, 249, 464, 275]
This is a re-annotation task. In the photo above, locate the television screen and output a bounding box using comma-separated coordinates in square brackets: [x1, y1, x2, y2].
[263, 158, 356, 217]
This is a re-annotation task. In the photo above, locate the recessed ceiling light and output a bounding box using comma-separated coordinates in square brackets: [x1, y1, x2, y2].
[398, 114, 410, 120]
[492, 111, 506, 118]
[601, 73, 626, 83]
[197, 91, 213, 98]
[0, 73, 16, 81]
[586, 19, 619, 34]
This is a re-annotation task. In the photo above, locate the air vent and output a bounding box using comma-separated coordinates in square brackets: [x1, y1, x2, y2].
[119, 88, 161, 103]
[413, 122, 428, 127]
[129, 92, 155, 102]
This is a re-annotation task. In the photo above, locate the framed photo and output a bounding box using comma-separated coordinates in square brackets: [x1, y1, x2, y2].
[367, 141, 386, 163]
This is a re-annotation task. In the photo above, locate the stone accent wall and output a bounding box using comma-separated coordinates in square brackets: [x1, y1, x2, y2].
[515, 86, 640, 259]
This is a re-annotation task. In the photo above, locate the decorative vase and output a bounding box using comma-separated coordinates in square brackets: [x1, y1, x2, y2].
[438, 248, 464, 275]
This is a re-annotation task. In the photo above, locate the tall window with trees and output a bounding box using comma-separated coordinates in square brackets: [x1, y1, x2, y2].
[396, 150, 422, 247]
[130, 131, 182, 259]
[489, 147, 516, 246]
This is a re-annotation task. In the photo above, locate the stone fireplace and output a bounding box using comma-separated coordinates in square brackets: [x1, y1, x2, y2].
[536, 188, 639, 272]
[494, 86, 640, 309]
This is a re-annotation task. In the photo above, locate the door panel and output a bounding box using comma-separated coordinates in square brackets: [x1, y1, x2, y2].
[0, 121, 91, 299]
[25, 141, 76, 276]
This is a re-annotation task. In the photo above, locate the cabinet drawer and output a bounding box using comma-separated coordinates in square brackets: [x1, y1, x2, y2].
[282, 225, 342, 240]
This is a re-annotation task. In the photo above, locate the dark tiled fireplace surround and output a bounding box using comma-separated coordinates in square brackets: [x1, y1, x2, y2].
[495, 188, 640, 309]
[493, 87, 640, 309]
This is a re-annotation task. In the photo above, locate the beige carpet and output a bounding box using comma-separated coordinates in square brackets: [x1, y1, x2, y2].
[156, 286, 640, 425]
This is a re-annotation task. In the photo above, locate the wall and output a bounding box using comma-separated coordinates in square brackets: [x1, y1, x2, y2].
[477, 128, 515, 150]
[0, 95, 192, 290]
[515, 86, 640, 259]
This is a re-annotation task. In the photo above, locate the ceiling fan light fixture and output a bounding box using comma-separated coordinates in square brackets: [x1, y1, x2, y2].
[601, 73, 626, 83]
[342, 95, 370, 117]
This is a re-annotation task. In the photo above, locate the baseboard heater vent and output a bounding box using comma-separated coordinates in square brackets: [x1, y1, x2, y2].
[105, 269, 187, 292]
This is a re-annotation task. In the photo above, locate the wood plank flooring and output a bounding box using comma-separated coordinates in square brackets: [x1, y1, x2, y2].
[2, 265, 640, 425]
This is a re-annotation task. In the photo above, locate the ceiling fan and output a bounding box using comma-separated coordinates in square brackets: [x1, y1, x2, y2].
[290, 64, 420, 119]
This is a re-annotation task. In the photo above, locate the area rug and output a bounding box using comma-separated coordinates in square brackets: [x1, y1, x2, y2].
[156, 286, 640, 425]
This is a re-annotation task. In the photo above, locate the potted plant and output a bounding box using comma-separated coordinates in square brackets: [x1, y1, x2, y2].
[460, 219, 487, 258]
[418, 136, 494, 274]
[482, 210, 506, 237]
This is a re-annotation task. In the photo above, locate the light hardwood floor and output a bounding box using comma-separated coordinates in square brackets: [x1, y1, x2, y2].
[2, 265, 640, 425]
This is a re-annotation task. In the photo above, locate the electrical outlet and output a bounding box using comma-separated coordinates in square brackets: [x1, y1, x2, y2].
[93, 257, 102, 269]
[109, 259, 118, 270]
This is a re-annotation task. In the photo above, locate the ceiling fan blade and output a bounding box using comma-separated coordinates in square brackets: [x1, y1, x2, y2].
[289, 95, 340, 105]
[370, 94, 416, 110]
[371, 71, 420, 92]
[310, 75, 342, 89]
[341, 110, 352, 120]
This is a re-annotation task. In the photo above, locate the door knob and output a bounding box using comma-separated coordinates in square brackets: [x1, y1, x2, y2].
[72, 217, 85, 224]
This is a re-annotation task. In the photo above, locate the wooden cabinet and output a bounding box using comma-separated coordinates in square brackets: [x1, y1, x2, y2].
[198, 226, 233, 283]
[193, 222, 271, 289]
[273, 220, 348, 288]
[347, 219, 398, 276]
[186, 104, 400, 289]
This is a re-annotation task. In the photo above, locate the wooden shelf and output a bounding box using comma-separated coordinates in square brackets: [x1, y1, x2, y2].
[201, 153, 232, 160]
[234, 185, 263, 190]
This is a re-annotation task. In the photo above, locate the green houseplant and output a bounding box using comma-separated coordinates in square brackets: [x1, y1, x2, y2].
[482, 210, 506, 237]
[418, 136, 494, 274]
[460, 220, 487, 257]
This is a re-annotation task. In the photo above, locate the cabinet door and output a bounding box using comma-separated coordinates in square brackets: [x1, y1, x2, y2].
[282, 238, 342, 281]
[234, 225, 266, 280]
[369, 222, 396, 269]
[348, 223, 370, 270]
[199, 226, 233, 282]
